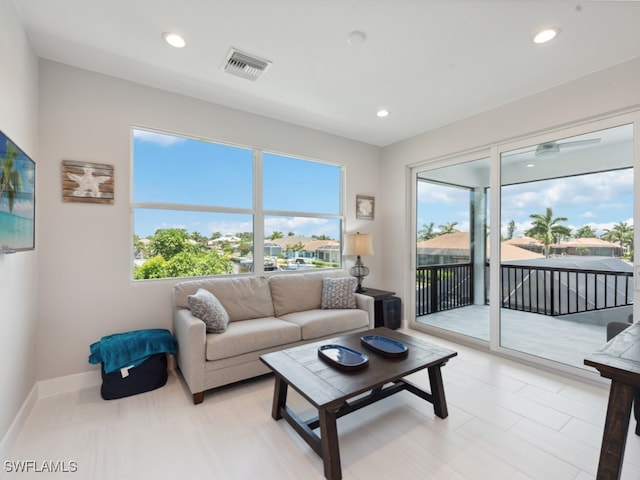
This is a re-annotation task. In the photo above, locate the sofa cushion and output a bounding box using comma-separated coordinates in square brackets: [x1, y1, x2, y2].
[280, 308, 369, 340]
[269, 270, 345, 316]
[321, 277, 357, 309]
[188, 288, 230, 333]
[174, 276, 274, 321]
[205, 317, 301, 361]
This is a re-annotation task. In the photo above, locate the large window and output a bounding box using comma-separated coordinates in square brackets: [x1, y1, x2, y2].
[132, 128, 343, 280]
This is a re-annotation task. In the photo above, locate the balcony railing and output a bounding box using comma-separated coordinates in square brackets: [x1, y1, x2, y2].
[417, 262, 633, 317]
[416, 263, 473, 316]
[500, 263, 633, 316]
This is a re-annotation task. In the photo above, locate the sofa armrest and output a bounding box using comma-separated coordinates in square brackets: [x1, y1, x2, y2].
[173, 308, 206, 395]
[354, 293, 375, 329]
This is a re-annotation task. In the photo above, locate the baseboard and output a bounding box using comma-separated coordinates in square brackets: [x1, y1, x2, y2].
[1, 364, 177, 459]
[0, 383, 38, 461]
[37, 369, 102, 398]
[38, 359, 175, 397]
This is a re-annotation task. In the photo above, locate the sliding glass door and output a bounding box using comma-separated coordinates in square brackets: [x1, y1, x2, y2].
[412, 117, 637, 373]
[499, 123, 634, 368]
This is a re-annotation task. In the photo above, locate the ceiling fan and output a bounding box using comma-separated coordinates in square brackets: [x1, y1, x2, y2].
[504, 138, 601, 158]
[534, 138, 601, 156]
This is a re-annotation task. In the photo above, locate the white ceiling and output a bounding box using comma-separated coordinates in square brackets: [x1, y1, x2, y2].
[13, 0, 640, 147]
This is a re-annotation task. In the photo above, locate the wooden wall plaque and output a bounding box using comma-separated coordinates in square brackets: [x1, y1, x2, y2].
[62, 160, 114, 204]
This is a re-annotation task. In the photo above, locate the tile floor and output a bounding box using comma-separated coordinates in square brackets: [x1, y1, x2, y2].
[417, 305, 616, 370]
[3, 329, 640, 479]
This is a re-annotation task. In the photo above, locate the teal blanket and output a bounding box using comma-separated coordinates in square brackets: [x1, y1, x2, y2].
[88, 329, 177, 374]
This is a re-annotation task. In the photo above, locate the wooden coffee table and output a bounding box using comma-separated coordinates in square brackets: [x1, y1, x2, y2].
[260, 327, 457, 480]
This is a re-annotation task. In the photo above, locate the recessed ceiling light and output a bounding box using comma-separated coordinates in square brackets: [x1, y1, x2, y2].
[376, 109, 390, 118]
[162, 32, 186, 48]
[533, 27, 560, 44]
[526, 163, 536, 168]
[347, 31, 367, 46]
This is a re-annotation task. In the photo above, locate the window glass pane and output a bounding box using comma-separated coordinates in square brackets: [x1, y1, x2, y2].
[133, 129, 253, 208]
[263, 153, 340, 214]
[499, 123, 634, 369]
[415, 156, 490, 343]
[416, 181, 471, 265]
[133, 209, 253, 279]
[264, 216, 342, 270]
[132, 128, 343, 280]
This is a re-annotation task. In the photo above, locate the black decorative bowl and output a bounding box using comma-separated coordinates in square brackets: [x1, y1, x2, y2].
[360, 335, 408, 357]
[318, 344, 369, 370]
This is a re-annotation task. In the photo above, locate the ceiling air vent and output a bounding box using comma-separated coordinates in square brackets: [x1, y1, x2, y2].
[223, 48, 272, 81]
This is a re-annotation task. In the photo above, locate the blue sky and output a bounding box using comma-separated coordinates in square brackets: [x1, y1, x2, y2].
[133, 129, 341, 238]
[133, 128, 633, 242]
[417, 168, 634, 239]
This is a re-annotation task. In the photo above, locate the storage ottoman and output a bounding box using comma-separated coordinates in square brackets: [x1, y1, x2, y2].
[100, 353, 168, 400]
[88, 329, 177, 400]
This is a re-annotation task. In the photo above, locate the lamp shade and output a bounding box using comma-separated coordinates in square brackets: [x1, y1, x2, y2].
[343, 233, 374, 256]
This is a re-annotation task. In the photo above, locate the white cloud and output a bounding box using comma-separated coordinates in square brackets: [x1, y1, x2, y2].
[206, 220, 253, 236]
[264, 217, 338, 237]
[417, 182, 468, 205]
[133, 129, 186, 147]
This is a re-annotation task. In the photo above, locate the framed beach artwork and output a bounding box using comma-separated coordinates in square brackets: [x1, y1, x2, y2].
[0, 130, 36, 253]
[356, 194, 374, 220]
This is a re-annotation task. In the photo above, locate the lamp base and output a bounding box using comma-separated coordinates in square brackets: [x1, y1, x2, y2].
[350, 255, 369, 294]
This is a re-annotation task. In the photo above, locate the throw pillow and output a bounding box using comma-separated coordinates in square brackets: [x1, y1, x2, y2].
[321, 277, 357, 309]
[187, 288, 230, 333]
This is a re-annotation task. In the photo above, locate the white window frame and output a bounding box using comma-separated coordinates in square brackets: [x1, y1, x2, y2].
[130, 126, 344, 281]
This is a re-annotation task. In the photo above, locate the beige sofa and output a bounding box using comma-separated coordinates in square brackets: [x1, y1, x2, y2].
[173, 270, 374, 404]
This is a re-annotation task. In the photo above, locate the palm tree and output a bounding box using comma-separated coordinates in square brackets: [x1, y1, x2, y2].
[602, 221, 633, 253]
[438, 221, 459, 235]
[506, 220, 516, 240]
[0, 141, 24, 213]
[574, 225, 597, 238]
[524, 207, 571, 257]
[418, 222, 436, 241]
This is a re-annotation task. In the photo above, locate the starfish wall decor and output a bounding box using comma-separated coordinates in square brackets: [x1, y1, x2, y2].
[62, 160, 114, 204]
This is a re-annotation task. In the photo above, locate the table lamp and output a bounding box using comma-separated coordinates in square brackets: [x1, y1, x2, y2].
[343, 232, 374, 292]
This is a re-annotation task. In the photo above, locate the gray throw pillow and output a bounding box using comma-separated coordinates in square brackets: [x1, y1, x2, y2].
[321, 277, 357, 309]
[187, 288, 230, 333]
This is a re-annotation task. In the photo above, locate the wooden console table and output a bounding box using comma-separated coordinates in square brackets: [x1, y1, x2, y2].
[584, 322, 640, 480]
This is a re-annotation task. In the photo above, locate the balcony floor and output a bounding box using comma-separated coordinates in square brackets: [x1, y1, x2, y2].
[416, 305, 627, 370]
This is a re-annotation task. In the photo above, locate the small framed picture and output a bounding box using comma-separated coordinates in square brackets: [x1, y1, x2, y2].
[356, 194, 375, 220]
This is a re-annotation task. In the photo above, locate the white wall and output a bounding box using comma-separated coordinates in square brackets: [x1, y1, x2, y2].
[0, 0, 39, 449]
[379, 57, 640, 323]
[37, 60, 382, 380]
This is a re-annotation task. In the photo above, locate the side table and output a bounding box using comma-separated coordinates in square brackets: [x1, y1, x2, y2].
[358, 288, 396, 328]
[584, 322, 640, 479]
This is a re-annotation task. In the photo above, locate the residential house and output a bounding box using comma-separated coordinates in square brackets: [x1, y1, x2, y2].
[503, 236, 545, 255]
[417, 232, 545, 265]
[551, 237, 624, 257]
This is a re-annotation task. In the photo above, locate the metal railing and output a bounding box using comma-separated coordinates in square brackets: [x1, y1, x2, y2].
[417, 263, 633, 317]
[500, 264, 633, 316]
[416, 263, 473, 316]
